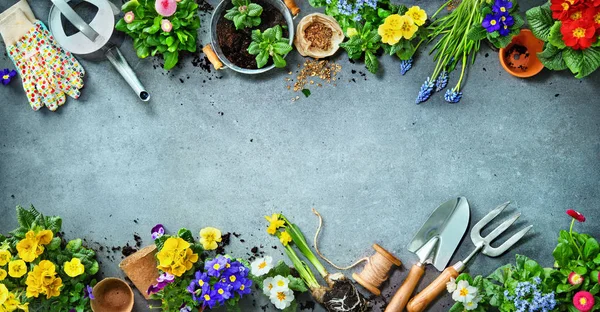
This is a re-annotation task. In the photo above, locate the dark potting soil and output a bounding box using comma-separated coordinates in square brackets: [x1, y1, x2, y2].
[504, 43, 529, 71]
[216, 0, 288, 69]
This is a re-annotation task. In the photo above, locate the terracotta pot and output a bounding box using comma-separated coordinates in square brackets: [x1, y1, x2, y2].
[119, 245, 159, 299]
[91, 278, 134, 312]
[499, 29, 545, 78]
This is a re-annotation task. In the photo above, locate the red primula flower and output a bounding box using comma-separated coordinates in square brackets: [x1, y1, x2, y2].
[573, 291, 595, 312]
[551, 0, 582, 20]
[561, 19, 597, 49]
[566, 209, 586, 222]
[592, 9, 600, 29]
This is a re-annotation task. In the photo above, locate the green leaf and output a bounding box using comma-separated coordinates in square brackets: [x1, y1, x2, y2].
[538, 44, 567, 71]
[177, 228, 194, 243]
[288, 274, 308, 291]
[263, 27, 276, 41]
[364, 50, 379, 73]
[165, 36, 175, 47]
[493, 33, 513, 49]
[16, 205, 35, 229]
[467, 25, 488, 42]
[247, 3, 263, 17]
[378, 8, 391, 19]
[121, 0, 140, 12]
[155, 235, 169, 250]
[583, 237, 600, 260]
[163, 50, 179, 69]
[282, 300, 298, 312]
[513, 14, 525, 29]
[224, 8, 239, 20]
[48, 237, 61, 251]
[136, 45, 150, 58]
[251, 29, 262, 42]
[308, 0, 326, 7]
[576, 47, 600, 78]
[256, 50, 269, 68]
[557, 283, 578, 293]
[67, 239, 83, 252]
[548, 21, 566, 49]
[143, 17, 161, 34]
[274, 25, 283, 40]
[233, 15, 245, 30]
[88, 261, 99, 275]
[273, 53, 286, 68]
[526, 4, 554, 41]
[247, 42, 261, 55]
[301, 89, 311, 98]
[563, 48, 584, 76]
[487, 264, 512, 283]
[46, 216, 62, 233]
[272, 42, 292, 55]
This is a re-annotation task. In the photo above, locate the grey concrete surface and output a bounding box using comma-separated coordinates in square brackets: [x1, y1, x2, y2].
[1, 0, 600, 311]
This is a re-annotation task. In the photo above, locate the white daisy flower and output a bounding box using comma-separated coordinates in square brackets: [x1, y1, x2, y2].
[270, 288, 295, 310]
[452, 280, 477, 303]
[263, 277, 274, 296]
[251, 256, 273, 277]
[271, 275, 290, 291]
[446, 277, 457, 293]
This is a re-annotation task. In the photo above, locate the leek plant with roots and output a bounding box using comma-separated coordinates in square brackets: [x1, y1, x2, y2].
[416, 0, 483, 104]
[265, 213, 368, 312]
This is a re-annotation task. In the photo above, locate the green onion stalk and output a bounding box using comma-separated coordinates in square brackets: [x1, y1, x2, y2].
[416, 0, 483, 104]
[272, 214, 368, 312]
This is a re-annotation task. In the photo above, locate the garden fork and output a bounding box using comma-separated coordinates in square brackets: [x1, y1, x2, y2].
[406, 201, 533, 312]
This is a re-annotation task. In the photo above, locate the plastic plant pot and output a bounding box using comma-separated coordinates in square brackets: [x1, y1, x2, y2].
[203, 0, 298, 74]
[499, 29, 545, 78]
[91, 278, 134, 312]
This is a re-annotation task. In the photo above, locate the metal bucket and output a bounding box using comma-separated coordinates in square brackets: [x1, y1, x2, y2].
[203, 0, 299, 74]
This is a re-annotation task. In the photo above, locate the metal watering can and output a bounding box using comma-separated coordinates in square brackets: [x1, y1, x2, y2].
[48, 0, 150, 101]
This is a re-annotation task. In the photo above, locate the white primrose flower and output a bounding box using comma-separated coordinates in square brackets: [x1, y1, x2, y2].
[263, 277, 275, 296]
[463, 296, 481, 310]
[271, 275, 290, 291]
[452, 280, 478, 303]
[270, 288, 295, 310]
[251, 256, 273, 276]
[446, 277, 457, 293]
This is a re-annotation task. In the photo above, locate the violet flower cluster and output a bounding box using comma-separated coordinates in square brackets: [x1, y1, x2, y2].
[482, 0, 514, 36]
[187, 255, 252, 309]
[503, 278, 557, 312]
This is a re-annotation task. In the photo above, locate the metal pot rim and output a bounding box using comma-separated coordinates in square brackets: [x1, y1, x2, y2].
[210, 0, 294, 74]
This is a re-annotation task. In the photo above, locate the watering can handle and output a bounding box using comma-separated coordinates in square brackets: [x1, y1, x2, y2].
[50, 0, 99, 41]
[105, 47, 150, 101]
[202, 44, 223, 70]
[284, 0, 300, 16]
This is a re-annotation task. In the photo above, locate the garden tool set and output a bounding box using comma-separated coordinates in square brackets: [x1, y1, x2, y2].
[385, 198, 532, 312]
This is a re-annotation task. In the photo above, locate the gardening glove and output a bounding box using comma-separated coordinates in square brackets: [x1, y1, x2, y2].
[0, 0, 85, 111]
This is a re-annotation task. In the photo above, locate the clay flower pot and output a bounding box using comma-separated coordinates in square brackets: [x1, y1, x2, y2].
[499, 29, 545, 78]
[91, 278, 134, 312]
[119, 245, 159, 299]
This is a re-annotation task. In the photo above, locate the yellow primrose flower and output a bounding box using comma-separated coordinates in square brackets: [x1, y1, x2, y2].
[157, 237, 189, 267]
[44, 277, 62, 299]
[265, 214, 285, 235]
[16, 238, 39, 262]
[156, 237, 197, 277]
[406, 6, 427, 26]
[0, 269, 6, 281]
[35, 230, 53, 245]
[199, 227, 222, 251]
[181, 248, 199, 270]
[0, 283, 7, 305]
[3, 292, 28, 311]
[279, 231, 292, 246]
[0, 250, 11, 266]
[26, 261, 61, 299]
[346, 27, 358, 38]
[63, 258, 85, 277]
[8, 260, 27, 278]
[377, 15, 401, 45]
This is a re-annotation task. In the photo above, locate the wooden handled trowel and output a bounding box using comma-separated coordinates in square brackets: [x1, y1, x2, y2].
[385, 197, 470, 312]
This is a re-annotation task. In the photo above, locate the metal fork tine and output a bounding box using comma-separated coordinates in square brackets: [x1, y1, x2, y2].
[470, 201, 510, 243]
[484, 224, 533, 257]
[484, 213, 521, 243]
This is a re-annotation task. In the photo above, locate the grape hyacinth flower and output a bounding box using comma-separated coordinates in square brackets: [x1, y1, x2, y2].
[151, 224, 165, 240]
[435, 71, 448, 91]
[400, 59, 413, 75]
[444, 89, 462, 103]
[416, 77, 434, 104]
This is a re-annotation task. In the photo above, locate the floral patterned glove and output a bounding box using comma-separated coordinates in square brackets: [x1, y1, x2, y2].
[7, 19, 85, 111]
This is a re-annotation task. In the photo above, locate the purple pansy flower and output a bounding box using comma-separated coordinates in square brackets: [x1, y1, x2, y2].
[1, 69, 17, 85]
[205, 256, 229, 277]
[482, 14, 501, 32]
[492, 0, 512, 15]
[84, 285, 95, 300]
[147, 272, 176, 295]
[151, 224, 165, 240]
[157, 272, 175, 283]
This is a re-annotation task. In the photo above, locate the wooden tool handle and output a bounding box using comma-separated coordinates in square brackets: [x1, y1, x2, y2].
[284, 0, 300, 16]
[406, 266, 459, 312]
[384, 263, 425, 312]
[202, 44, 223, 70]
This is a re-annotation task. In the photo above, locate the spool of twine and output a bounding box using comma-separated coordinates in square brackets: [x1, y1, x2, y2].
[312, 209, 401, 296]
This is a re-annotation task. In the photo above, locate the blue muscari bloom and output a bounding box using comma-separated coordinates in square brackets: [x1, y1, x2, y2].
[416, 77, 434, 104]
[400, 59, 413, 75]
[444, 89, 462, 103]
[435, 71, 448, 91]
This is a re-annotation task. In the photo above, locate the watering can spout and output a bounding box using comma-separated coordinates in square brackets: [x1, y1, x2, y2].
[105, 47, 150, 102]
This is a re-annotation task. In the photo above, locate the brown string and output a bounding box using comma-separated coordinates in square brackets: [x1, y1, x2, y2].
[312, 208, 396, 289]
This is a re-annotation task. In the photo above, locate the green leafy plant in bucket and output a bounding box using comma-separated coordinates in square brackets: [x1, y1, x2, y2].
[526, 2, 600, 78]
[247, 25, 293, 68]
[224, 0, 263, 30]
[115, 0, 200, 70]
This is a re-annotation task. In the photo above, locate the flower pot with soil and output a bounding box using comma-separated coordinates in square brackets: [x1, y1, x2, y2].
[91, 278, 134, 312]
[203, 0, 299, 73]
[499, 29, 544, 78]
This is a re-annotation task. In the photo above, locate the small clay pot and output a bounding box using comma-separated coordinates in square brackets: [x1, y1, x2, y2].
[499, 29, 544, 78]
[91, 278, 134, 312]
[119, 245, 159, 299]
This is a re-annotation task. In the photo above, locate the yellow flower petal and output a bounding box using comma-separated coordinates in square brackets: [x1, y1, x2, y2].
[279, 231, 292, 246]
[406, 6, 427, 26]
[36, 230, 54, 245]
[0, 250, 11, 266]
[200, 227, 222, 251]
[8, 260, 27, 278]
[63, 258, 85, 277]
